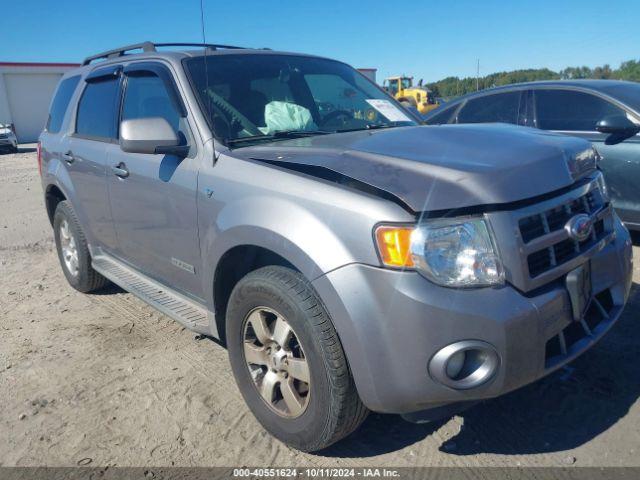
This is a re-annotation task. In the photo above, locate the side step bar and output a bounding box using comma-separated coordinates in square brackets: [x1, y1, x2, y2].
[92, 253, 212, 336]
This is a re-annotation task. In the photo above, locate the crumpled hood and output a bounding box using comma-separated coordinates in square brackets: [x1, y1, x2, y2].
[233, 124, 597, 212]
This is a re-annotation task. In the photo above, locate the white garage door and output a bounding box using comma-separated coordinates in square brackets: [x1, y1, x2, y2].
[4, 73, 62, 143]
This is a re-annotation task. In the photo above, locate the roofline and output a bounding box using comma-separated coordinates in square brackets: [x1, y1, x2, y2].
[425, 79, 640, 120]
[0, 62, 80, 67]
[456, 79, 639, 95]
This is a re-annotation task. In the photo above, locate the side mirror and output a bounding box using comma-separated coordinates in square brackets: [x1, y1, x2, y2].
[596, 114, 640, 145]
[120, 117, 189, 156]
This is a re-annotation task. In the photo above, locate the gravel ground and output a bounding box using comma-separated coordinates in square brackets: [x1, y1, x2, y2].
[1, 148, 639, 467]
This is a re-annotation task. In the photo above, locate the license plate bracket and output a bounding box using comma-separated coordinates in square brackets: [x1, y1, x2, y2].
[566, 262, 592, 322]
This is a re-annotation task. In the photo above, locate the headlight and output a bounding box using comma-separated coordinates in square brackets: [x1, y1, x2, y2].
[374, 217, 504, 287]
[410, 217, 504, 287]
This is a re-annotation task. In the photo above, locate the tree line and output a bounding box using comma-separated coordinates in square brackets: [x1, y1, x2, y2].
[426, 60, 640, 99]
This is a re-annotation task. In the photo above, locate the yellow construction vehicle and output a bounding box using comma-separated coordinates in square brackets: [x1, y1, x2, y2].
[383, 76, 439, 115]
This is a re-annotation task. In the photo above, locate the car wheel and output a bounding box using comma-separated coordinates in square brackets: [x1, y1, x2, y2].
[53, 201, 109, 293]
[227, 266, 368, 452]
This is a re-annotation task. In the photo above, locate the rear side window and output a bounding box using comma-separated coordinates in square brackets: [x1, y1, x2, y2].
[76, 78, 120, 139]
[457, 92, 521, 124]
[46, 75, 80, 133]
[534, 89, 625, 131]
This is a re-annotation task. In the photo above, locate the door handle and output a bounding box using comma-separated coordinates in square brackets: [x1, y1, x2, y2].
[111, 163, 129, 178]
[62, 151, 75, 164]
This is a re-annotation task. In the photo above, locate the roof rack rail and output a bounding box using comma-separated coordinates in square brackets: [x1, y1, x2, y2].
[154, 43, 246, 51]
[82, 41, 249, 66]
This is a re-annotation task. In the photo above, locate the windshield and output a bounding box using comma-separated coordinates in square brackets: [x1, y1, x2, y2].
[184, 54, 417, 146]
[401, 78, 412, 89]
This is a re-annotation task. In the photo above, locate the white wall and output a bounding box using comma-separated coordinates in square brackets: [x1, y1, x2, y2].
[0, 64, 77, 143]
[4, 73, 62, 142]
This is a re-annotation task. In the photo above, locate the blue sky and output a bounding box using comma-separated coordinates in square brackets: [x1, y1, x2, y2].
[2, 0, 639, 83]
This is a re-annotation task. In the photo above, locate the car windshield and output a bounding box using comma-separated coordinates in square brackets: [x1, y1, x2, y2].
[184, 54, 417, 146]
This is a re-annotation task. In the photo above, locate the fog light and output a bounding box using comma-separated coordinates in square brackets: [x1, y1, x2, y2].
[429, 340, 499, 390]
[445, 350, 466, 379]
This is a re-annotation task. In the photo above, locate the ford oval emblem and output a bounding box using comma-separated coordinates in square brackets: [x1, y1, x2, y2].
[565, 214, 594, 242]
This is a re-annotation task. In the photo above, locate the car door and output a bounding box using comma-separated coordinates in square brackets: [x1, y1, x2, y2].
[454, 90, 525, 125]
[106, 62, 203, 299]
[532, 88, 640, 227]
[64, 66, 122, 251]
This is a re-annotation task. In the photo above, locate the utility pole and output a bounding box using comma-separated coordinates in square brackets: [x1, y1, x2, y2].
[476, 59, 480, 91]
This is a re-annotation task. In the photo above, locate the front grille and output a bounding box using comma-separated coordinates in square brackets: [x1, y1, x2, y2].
[519, 187, 609, 277]
[0, 133, 8, 139]
[545, 289, 615, 368]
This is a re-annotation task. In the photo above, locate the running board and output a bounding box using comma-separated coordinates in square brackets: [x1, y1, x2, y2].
[92, 253, 212, 336]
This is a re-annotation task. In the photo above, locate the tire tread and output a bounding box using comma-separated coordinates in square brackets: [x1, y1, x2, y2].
[238, 266, 368, 451]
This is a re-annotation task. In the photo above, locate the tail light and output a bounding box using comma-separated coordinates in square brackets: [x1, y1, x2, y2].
[37, 142, 42, 176]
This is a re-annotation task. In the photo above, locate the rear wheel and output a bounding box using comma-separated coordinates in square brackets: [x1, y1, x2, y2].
[53, 201, 109, 293]
[227, 266, 368, 451]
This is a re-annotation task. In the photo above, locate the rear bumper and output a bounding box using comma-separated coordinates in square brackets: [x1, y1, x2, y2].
[312, 218, 633, 414]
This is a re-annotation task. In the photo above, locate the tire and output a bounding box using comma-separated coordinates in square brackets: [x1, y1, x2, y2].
[53, 200, 109, 293]
[400, 98, 417, 108]
[227, 266, 368, 452]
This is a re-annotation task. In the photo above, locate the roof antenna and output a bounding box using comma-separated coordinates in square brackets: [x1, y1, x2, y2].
[199, 0, 218, 160]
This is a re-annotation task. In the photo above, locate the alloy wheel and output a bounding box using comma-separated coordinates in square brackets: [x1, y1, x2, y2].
[242, 307, 311, 418]
[59, 219, 79, 277]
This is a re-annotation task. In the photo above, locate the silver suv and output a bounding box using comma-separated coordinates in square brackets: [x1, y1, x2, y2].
[39, 42, 633, 452]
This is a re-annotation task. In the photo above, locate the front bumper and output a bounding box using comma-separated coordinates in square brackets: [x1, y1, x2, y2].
[312, 218, 633, 414]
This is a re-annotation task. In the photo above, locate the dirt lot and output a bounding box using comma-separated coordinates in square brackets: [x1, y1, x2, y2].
[1, 147, 640, 468]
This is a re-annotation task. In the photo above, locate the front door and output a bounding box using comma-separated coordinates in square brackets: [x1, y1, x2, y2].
[533, 88, 640, 226]
[106, 64, 203, 299]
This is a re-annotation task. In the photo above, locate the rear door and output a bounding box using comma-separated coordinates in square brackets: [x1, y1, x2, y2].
[63, 67, 122, 250]
[532, 88, 640, 226]
[106, 62, 203, 299]
[454, 90, 524, 125]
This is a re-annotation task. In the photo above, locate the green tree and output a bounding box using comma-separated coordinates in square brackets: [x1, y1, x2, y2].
[425, 59, 639, 100]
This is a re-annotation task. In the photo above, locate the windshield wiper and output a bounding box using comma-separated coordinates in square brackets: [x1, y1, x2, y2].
[366, 123, 397, 130]
[226, 130, 332, 147]
[272, 129, 332, 138]
[336, 123, 403, 133]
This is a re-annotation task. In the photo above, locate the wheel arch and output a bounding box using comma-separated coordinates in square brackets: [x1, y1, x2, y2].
[212, 244, 298, 344]
[45, 183, 68, 226]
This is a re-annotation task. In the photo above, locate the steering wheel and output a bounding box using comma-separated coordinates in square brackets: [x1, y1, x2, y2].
[206, 92, 262, 137]
[319, 110, 353, 127]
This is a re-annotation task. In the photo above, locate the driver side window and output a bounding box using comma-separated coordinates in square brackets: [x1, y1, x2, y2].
[122, 71, 192, 149]
[122, 73, 181, 132]
[534, 89, 626, 131]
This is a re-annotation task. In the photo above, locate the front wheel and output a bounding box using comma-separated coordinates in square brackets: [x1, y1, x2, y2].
[227, 266, 368, 451]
